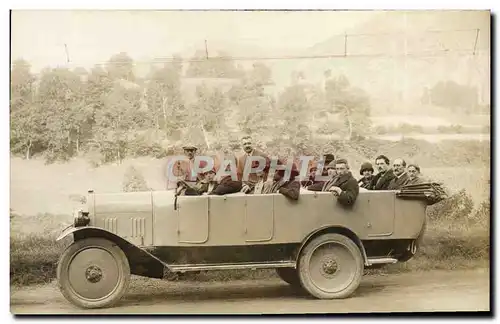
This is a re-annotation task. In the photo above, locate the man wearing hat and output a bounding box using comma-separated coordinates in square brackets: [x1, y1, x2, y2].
[263, 160, 301, 200]
[173, 143, 204, 191]
[306, 160, 338, 191]
[299, 153, 335, 188]
[241, 158, 271, 194]
[179, 155, 243, 196]
[358, 162, 374, 189]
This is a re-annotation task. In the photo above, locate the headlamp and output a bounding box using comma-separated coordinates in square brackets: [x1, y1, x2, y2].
[74, 209, 90, 227]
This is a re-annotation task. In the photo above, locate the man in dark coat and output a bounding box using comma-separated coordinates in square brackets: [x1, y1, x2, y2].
[387, 158, 410, 190]
[236, 135, 270, 187]
[310, 159, 359, 207]
[406, 164, 426, 185]
[181, 167, 242, 196]
[263, 161, 300, 200]
[368, 155, 396, 190]
[306, 160, 337, 191]
[209, 175, 243, 195]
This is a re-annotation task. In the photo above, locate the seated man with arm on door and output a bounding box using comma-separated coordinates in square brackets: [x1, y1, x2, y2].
[325, 159, 360, 207]
[263, 160, 301, 200]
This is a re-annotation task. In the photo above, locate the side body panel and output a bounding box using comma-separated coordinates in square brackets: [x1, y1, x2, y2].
[90, 189, 427, 248]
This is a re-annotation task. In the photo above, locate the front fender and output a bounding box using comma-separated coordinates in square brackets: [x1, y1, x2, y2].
[57, 225, 99, 241]
[57, 226, 169, 279]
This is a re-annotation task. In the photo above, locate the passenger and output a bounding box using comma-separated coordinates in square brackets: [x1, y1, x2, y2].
[387, 158, 410, 190]
[209, 155, 243, 195]
[300, 163, 318, 188]
[358, 162, 374, 189]
[323, 153, 336, 167]
[263, 161, 301, 200]
[181, 167, 215, 196]
[325, 159, 360, 207]
[306, 160, 338, 192]
[368, 155, 396, 190]
[181, 162, 243, 196]
[241, 160, 271, 194]
[316, 153, 336, 178]
[406, 164, 425, 185]
[236, 135, 270, 188]
[173, 143, 204, 189]
[176, 155, 210, 196]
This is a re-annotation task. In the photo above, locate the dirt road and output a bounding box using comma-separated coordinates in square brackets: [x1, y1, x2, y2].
[11, 268, 490, 314]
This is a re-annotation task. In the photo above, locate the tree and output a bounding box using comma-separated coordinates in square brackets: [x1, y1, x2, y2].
[191, 84, 227, 133]
[106, 52, 135, 82]
[228, 65, 274, 136]
[248, 62, 272, 86]
[186, 50, 244, 78]
[92, 81, 144, 163]
[10, 59, 42, 159]
[35, 67, 88, 162]
[276, 83, 313, 153]
[145, 60, 186, 138]
[425, 80, 479, 113]
[324, 74, 371, 140]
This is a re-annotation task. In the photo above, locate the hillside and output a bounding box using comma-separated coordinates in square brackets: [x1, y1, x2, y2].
[295, 11, 490, 115]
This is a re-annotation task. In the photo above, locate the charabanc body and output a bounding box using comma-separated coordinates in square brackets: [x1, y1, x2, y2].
[56, 185, 440, 309]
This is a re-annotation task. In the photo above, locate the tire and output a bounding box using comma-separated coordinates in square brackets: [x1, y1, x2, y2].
[276, 267, 300, 287]
[298, 233, 364, 299]
[57, 237, 131, 309]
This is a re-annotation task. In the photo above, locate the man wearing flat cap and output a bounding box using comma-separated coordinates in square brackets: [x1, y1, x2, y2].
[306, 160, 338, 192]
[173, 143, 205, 191]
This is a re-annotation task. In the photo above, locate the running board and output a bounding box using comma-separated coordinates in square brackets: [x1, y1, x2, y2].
[169, 261, 296, 273]
[366, 257, 398, 266]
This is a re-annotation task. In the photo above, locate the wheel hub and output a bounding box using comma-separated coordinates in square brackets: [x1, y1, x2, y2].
[85, 265, 103, 283]
[308, 242, 357, 293]
[322, 259, 338, 276]
[67, 248, 121, 300]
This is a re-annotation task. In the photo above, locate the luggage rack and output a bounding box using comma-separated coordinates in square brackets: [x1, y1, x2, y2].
[396, 182, 448, 205]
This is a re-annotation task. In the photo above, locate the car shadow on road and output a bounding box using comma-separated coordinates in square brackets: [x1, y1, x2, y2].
[118, 280, 388, 307]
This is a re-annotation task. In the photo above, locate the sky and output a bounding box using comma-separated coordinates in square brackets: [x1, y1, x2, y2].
[11, 10, 376, 72]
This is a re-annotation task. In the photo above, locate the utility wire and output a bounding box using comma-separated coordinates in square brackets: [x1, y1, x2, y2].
[28, 48, 488, 70]
[11, 28, 487, 68]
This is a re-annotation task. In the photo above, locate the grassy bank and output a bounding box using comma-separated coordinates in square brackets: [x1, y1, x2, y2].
[10, 194, 490, 286]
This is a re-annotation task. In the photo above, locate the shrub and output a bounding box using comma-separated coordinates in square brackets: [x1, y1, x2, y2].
[427, 189, 474, 225]
[122, 166, 151, 192]
[10, 234, 70, 286]
[471, 199, 490, 228]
